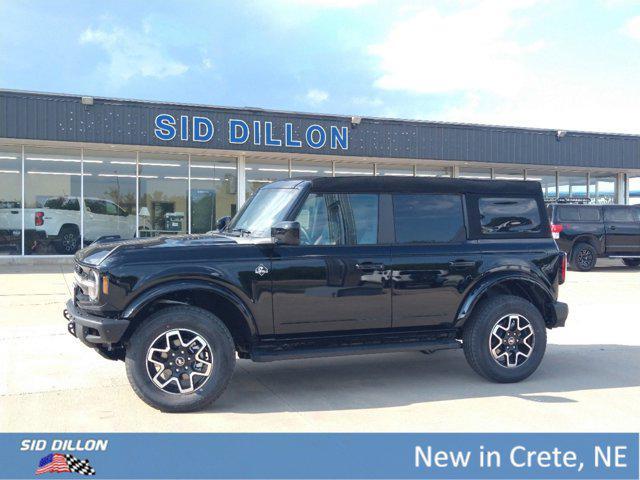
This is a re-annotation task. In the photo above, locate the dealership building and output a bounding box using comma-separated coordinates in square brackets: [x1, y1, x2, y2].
[1, 89, 640, 259]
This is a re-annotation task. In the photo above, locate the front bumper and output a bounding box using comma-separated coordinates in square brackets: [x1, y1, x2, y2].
[553, 301, 569, 328]
[64, 299, 129, 346]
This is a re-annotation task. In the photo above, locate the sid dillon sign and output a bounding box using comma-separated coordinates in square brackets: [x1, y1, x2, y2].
[154, 114, 349, 150]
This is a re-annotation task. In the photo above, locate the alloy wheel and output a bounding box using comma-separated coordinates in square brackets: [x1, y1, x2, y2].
[576, 248, 594, 270]
[489, 314, 535, 368]
[146, 329, 213, 394]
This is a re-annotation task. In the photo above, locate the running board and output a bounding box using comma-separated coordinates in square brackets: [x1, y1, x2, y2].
[250, 338, 461, 362]
[608, 256, 640, 259]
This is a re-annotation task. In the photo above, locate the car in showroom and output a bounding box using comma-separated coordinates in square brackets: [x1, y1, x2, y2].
[548, 203, 640, 271]
[0, 196, 138, 254]
[64, 176, 568, 412]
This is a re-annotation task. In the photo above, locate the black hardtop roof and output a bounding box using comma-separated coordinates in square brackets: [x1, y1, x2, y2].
[264, 176, 543, 195]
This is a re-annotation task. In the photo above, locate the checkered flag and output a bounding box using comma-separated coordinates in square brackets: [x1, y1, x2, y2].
[65, 454, 96, 476]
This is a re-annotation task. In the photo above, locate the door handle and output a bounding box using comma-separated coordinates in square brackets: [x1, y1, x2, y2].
[609, 225, 616, 230]
[449, 260, 476, 268]
[355, 262, 385, 271]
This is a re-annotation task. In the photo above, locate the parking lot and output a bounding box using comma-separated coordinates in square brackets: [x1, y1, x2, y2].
[1, 259, 638, 432]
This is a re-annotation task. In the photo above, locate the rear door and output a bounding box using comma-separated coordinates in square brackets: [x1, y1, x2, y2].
[604, 206, 640, 253]
[389, 193, 475, 328]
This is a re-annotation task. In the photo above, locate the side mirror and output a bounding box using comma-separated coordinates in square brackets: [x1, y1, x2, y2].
[216, 216, 231, 232]
[271, 221, 300, 245]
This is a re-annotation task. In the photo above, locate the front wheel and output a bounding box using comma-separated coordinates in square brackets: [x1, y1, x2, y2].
[463, 295, 547, 383]
[125, 306, 236, 412]
[622, 258, 640, 268]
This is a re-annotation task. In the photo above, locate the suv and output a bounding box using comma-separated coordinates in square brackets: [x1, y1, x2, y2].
[548, 203, 640, 271]
[65, 177, 568, 412]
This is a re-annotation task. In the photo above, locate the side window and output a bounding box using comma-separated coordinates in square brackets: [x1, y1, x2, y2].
[85, 199, 106, 215]
[104, 201, 118, 216]
[393, 194, 465, 244]
[558, 206, 580, 222]
[294, 193, 378, 245]
[579, 208, 601, 221]
[478, 197, 542, 234]
[604, 207, 635, 222]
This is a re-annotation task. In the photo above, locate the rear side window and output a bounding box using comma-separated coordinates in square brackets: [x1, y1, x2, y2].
[478, 197, 542, 234]
[578, 208, 601, 221]
[604, 207, 638, 222]
[557, 206, 580, 221]
[557, 206, 601, 222]
[393, 194, 465, 243]
[43, 197, 79, 211]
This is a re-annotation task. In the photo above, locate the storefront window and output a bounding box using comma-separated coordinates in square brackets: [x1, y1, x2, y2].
[493, 168, 524, 180]
[376, 164, 414, 176]
[246, 158, 289, 200]
[589, 173, 616, 204]
[138, 153, 189, 237]
[190, 155, 237, 233]
[83, 150, 138, 243]
[629, 176, 640, 205]
[526, 170, 557, 202]
[459, 167, 491, 179]
[333, 162, 374, 176]
[558, 172, 587, 201]
[24, 147, 81, 255]
[0, 146, 22, 255]
[415, 166, 452, 177]
[291, 159, 332, 178]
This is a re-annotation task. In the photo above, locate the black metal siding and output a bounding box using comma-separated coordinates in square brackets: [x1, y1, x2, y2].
[1, 90, 639, 169]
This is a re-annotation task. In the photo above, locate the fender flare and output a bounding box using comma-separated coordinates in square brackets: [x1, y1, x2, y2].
[455, 272, 556, 327]
[121, 279, 258, 338]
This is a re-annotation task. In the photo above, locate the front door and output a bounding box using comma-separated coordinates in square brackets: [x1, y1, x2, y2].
[604, 206, 640, 253]
[271, 192, 392, 335]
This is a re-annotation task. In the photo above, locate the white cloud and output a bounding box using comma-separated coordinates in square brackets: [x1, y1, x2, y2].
[367, 1, 640, 134]
[622, 15, 640, 40]
[80, 25, 188, 83]
[278, 0, 373, 8]
[202, 57, 213, 70]
[369, 1, 543, 97]
[305, 88, 329, 104]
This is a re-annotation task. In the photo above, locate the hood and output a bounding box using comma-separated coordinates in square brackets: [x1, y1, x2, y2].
[75, 233, 247, 266]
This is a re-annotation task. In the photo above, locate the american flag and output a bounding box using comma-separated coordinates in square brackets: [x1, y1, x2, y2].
[35, 454, 70, 475]
[36, 453, 96, 476]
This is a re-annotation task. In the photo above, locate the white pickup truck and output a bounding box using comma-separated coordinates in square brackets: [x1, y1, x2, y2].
[0, 197, 138, 254]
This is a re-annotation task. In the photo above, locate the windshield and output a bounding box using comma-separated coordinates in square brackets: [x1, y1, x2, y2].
[227, 188, 299, 237]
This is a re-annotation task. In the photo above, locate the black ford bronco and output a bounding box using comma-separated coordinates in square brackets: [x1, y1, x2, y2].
[65, 177, 568, 412]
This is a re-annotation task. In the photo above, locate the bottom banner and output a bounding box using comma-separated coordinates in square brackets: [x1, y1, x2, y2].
[1, 433, 638, 479]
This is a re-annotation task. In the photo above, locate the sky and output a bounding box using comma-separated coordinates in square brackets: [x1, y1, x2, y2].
[1, 0, 640, 134]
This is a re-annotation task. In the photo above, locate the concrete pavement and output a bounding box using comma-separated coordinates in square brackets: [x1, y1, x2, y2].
[1, 259, 639, 432]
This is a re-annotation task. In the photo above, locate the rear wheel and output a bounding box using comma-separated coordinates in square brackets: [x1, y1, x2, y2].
[125, 306, 236, 412]
[622, 258, 640, 268]
[463, 295, 547, 383]
[570, 242, 597, 271]
[55, 225, 80, 254]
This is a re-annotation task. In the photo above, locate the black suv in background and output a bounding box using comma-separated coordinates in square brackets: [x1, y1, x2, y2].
[548, 203, 640, 271]
[65, 177, 568, 412]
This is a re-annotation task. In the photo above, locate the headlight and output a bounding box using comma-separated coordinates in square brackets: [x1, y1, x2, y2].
[74, 267, 101, 301]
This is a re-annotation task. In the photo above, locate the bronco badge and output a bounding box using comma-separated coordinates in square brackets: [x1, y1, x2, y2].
[254, 264, 269, 276]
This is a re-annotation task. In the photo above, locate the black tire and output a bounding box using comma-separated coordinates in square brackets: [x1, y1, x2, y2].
[570, 242, 597, 271]
[125, 306, 236, 412]
[463, 295, 547, 383]
[622, 258, 640, 268]
[55, 225, 80, 254]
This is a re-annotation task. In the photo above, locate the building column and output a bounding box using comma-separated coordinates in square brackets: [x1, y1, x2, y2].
[237, 154, 246, 209]
[616, 173, 627, 205]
